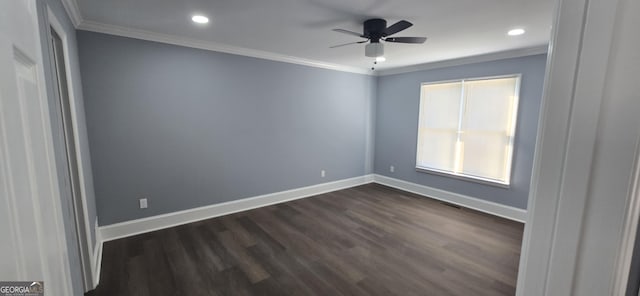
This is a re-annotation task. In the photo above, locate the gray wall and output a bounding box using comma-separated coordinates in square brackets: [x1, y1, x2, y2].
[374, 54, 547, 209]
[37, 0, 99, 293]
[77, 31, 376, 225]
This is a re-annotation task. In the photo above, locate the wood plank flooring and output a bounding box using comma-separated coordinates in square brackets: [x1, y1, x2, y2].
[87, 184, 524, 296]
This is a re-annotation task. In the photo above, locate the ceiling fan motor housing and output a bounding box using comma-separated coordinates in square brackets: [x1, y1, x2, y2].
[364, 18, 387, 41]
[364, 18, 387, 57]
[330, 18, 425, 58]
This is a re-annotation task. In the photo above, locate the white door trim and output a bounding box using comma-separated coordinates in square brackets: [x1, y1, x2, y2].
[516, 0, 640, 294]
[613, 142, 640, 295]
[515, 0, 589, 289]
[46, 7, 95, 290]
[0, 0, 74, 293]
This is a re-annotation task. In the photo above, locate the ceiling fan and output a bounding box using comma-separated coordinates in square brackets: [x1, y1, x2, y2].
[331, 18, 427, 58]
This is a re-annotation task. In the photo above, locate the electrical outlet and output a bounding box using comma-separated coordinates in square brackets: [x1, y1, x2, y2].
[321, 170, 326, 178]
[390, 165, 395, 173]
[139, 198, 148, 209]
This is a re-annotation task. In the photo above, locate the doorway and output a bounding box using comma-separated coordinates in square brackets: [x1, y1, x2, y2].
[49, 24, 93, 290]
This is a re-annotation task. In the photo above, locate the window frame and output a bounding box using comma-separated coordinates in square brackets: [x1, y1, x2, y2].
[415, 74, 522, 188]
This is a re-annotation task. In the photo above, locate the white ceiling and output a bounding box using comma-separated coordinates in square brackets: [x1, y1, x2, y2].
[75, 0, 554, 72]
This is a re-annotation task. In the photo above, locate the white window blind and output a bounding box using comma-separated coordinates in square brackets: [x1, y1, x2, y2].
[416, 75, 520, 186]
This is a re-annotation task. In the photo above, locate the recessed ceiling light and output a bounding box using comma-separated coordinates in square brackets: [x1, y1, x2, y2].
[508, 28, 525, 36]
[192, 15, 209, 24]
[376, 56, 386, 62]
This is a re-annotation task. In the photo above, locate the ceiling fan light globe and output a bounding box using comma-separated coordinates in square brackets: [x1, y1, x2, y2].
[365, 43, 384, 57]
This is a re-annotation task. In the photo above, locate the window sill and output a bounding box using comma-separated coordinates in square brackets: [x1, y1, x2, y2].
[415, 167, 511, 189]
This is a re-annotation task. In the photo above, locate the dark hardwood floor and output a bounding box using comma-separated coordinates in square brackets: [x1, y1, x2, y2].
[87, 184, 524, 296]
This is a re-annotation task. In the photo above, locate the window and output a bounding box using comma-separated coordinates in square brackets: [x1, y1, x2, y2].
[416, 75, 521, 186]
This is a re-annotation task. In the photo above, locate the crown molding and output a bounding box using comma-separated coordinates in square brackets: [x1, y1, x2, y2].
[60, 0, 83, 28]
[376, 45, 549, 76]
[77, 20, 372, 75]
[66, 0, 545, 77]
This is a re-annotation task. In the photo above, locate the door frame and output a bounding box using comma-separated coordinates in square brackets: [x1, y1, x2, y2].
[0, 0, 74, 294]
[613, 147, 640, 295]
[46, 7, 96, 290]
[516, 0, 640, 294]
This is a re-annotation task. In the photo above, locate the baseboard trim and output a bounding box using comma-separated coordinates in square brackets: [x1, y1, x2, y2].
[97, 173, 525, 245]
[373, 174, 527, 222]
[90, 217, 103, 289]
[91, 173, 524, 288]
[99, 174, 375, 242]
[91, 239, 103, 289]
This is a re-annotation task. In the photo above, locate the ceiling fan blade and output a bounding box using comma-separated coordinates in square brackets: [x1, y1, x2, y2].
[332, 28, 365, 38]
[330, 40, 368, 48]
[385, 37, 427, 44]
[384, 20, 413, 36]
